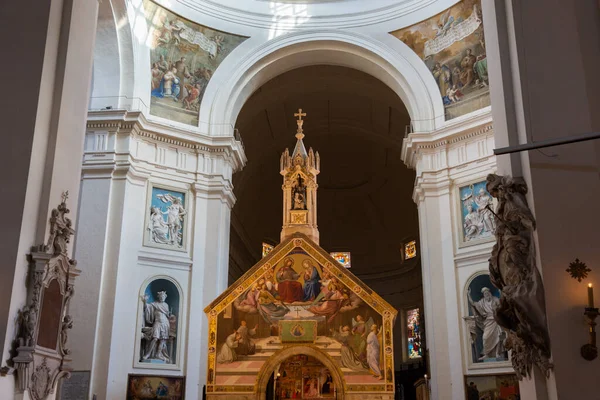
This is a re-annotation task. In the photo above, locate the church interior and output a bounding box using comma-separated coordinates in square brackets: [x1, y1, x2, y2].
[1, 1, 599, 400]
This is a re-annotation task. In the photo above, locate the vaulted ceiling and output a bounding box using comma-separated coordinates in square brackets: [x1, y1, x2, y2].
[230, 65, 419, 284]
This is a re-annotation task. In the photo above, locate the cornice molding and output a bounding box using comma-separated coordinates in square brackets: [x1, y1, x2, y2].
[87, 110, 247, 171]
[401, 110, 493, 169]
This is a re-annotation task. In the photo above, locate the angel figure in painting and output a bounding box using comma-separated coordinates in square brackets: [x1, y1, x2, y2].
[331, 326, 368, 371]
[141, 291, 172, 363]
[468, 287, 505, 361]
[156, 193, 186, 246]
[351, 314, 372, 359]
[435, 9, 455, 37]
[257, 283, 289, 325]
[366, 324, 383, 380]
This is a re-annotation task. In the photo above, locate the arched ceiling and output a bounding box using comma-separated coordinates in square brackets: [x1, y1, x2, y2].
[231, 65, 419, 277]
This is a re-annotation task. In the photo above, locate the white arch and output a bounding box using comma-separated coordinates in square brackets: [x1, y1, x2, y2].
[202, 30, 445, 137]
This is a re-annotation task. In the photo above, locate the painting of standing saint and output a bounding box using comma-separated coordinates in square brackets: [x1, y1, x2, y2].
[143, 0, 247, 126]
[391, 0, 490, 120]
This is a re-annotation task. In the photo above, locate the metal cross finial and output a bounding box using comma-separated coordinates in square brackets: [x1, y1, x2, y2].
[294, 109, 307, 139]
[294, 108, 306, 121]
[61, 191, 69, 204]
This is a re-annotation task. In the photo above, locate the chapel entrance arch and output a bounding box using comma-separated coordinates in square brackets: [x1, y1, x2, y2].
[256, 346, 345, 400]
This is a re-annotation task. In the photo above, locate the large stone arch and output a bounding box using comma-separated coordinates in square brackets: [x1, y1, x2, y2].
[255, 346, 346, 400]
[202, 30, 445, 137]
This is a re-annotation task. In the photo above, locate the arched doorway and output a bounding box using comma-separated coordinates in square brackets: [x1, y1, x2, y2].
[256, 346, 345, 400]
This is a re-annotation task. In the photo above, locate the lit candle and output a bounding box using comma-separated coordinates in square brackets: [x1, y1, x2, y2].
[588, 283, 595, 309]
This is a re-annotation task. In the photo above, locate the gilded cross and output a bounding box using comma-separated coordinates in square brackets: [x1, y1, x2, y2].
[294, 109, 307, 138]
[294, 108, 306, 121]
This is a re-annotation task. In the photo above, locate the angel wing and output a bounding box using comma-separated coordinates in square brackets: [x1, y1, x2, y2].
[365, 317, 375, 333]
[352, 317, 358, 328]
[156, 193, 175, 204]
[438, 9, 451, 26]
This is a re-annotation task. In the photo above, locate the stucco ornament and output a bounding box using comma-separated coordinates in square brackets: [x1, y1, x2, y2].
[486, 174, 552, 379]
[9, 192, 78, 396]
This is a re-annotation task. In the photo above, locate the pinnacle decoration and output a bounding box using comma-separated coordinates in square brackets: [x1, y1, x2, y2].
[294, 108, 306, 139]
[566, 258, 592, 282]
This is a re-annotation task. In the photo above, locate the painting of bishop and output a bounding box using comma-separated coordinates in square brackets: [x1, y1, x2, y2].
[391, 0, 490, 120]
[213, 249, 388, 387]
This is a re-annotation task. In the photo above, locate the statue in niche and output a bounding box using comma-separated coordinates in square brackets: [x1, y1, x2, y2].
[467, 287, 505, 361]
[292, 174, 307, 210]
[140, 291, 172, 363]
[486, 174, 552, 379]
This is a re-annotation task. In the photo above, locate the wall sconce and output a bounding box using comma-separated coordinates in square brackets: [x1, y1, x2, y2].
[582, 283, 599, 361]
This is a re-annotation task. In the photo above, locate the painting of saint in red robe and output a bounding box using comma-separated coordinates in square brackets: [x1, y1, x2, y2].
[277, 257, 304, 303]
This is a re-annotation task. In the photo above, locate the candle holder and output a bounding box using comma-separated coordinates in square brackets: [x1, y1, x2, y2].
[581, 307, 599, 361]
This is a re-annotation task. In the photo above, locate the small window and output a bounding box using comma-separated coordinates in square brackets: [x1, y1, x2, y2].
[330, 252, 351, 268]
[262, 243, 274, 258]
[404, 240, 417, 260]
[407, 308, 422, 359]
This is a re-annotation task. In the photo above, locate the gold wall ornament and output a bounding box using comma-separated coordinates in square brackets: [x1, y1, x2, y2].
[566, 258, 592, 282]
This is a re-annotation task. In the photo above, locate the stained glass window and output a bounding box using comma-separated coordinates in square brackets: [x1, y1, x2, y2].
[407, 308, 422, 359]
[404, 240, 417, 260]
[262, 243, 274, 258]
[330, 252, 351, 268]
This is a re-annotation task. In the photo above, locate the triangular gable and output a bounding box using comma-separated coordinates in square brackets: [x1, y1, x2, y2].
[205, 233, 397, 319]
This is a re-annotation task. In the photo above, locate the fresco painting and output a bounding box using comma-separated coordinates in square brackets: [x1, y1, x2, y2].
[143, 0, 247, 126]
[391, 0, 490, 120]
[205, 241, 397, 395]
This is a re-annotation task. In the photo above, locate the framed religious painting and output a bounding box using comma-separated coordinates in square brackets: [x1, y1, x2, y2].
[455, 178, 497, 248]
[126, 374, 185, 399]
[144, 182, 190, 252]
[464, 374, 519, 400]
[462, 272, 510, 370]
[134, 275, 184, 370]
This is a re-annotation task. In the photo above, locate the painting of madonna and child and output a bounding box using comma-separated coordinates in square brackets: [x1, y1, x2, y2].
[214, 249, 391, 388]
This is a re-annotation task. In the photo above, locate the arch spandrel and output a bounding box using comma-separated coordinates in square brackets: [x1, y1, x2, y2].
[205, 233, 397, 397]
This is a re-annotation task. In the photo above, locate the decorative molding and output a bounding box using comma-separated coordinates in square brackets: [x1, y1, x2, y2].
[402, 111, 494, 170]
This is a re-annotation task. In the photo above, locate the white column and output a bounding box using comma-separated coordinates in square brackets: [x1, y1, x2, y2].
[0, 0, 98, 396]
[403, 114, 502, 400]
[187, 179, 235, 398]
[415, 180, 463, 400]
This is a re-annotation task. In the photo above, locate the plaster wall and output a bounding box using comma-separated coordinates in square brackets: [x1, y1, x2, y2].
[70, 111, 241, 398]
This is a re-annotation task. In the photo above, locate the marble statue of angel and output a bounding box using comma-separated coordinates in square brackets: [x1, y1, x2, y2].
[156, 193, 186, 246]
